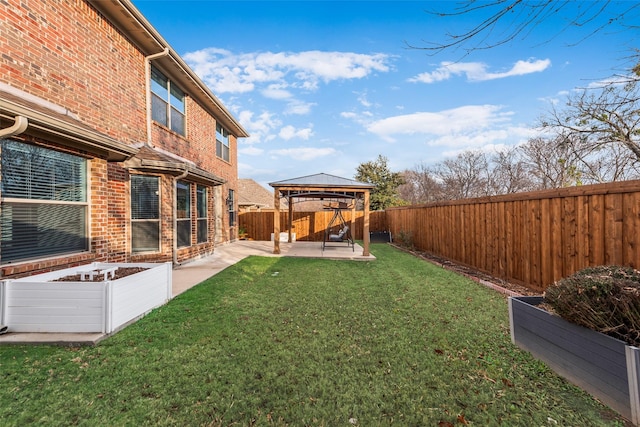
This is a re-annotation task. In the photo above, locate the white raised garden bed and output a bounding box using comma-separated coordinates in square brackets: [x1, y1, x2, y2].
[0, 262, 172, 334]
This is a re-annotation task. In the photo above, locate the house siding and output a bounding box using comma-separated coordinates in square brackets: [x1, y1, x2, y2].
[0, 0, 243, 278]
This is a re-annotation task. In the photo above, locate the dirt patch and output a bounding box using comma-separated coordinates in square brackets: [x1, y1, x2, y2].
[53, 267, 149, 282]
[391, 244, 539, 297]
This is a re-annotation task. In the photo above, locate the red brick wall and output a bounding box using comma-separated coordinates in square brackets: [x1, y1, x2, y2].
[106, 162, 129, 262]
[0, 0, 147, 143]
[0, 0, 240, 278]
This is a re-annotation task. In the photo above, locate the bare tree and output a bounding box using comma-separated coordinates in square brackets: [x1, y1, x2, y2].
[542, 78, 640, 164]
[489, 147, 537, 194]
[433, 150, 491, 199]
[412, 1, 639, 57]
[518, 136, 583, 188]
[555, 128, 640, 183]
[398, 163, 444, 204]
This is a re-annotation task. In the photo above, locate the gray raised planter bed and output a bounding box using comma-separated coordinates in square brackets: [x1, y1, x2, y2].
[0, 262, 172, 334]
[509, 295, 640, 425]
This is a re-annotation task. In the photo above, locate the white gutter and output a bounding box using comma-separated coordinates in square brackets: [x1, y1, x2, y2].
[145, 48, 170, 145]
[0, 115, 28, 138]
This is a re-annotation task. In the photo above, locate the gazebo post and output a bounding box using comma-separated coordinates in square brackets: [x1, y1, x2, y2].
[288, 195, 293, 243]
[363, 190, 370, 256]
[269, 174, 374, 257]
[350, 198, 356, 242]
[273, 188, 280, 254]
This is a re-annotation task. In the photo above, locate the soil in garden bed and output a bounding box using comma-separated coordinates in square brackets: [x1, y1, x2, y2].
[53, 267, 149, 282]
[391, 244, 539, 296]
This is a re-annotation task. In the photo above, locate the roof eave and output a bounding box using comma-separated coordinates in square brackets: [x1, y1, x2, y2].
[88, 0, 249, 139]
[124, 158, 226, 186]
[0, 97, 137, 162]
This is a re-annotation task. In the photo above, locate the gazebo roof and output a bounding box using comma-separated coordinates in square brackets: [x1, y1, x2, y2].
[269, 173, 373, 189]
[269, 173, 374, 201]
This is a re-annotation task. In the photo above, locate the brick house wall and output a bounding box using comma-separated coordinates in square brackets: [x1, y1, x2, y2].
[0, 0, 247, 278]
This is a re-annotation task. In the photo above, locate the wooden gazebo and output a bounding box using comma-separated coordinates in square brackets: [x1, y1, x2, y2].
[269, 173, 375, 256]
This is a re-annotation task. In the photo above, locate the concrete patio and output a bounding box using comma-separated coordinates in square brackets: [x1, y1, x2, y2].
[0, 240, 375, 346]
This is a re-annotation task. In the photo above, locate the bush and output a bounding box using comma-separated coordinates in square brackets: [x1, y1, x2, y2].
[396, 230, 414, 250]
[544, 265, 640, 347]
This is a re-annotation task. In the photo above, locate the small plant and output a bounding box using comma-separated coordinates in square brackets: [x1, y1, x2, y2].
[396, 229, 414, 250]
[544, 265, 640, 346]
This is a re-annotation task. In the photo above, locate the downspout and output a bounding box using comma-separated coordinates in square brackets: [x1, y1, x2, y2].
[145, 48, 170, 145]
[173, 166, 189, 266]
[0, 116, 28, 283]
[0, 116, 28, 138]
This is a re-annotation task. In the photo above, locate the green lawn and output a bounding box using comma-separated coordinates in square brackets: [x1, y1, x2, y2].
[0, 244, 627, 426]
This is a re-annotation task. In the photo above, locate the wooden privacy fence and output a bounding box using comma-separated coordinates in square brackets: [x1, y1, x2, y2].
[386, 180, 640, 293]
[239, 180, 640, 292]
[239, 210, 387, 242]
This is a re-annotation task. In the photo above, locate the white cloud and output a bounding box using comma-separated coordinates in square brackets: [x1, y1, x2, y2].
[284, 100, 315, 115]
[279, 125, 313, 140]
[340, 110, 374, 127]
[238, 146, 264, 156]
[238, 110, 281, 144]
[409, 59, 551, 84]
[184, 48, 391, 95]
[261, 84, 293, 100]
[365, 105, 541, 155]
[237, 161, 277, 177]
[585, 75, 632, 89]
[367, 105, 512, 142]
[356, 91, 372, 108]
[270, 147, 337, 161]
[427, 126, 537, 149]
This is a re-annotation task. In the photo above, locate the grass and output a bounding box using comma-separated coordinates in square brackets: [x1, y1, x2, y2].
[0, 244, 627, 426]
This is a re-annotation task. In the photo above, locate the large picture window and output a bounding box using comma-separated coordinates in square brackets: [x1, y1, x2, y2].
[196, 185, 208, 243]
[216, 123, 230, 162]
[131, 175, 160, 253]
[176, 181, 191, 247]
[0, 140, 88, 263]
[151, 66, 186, 136]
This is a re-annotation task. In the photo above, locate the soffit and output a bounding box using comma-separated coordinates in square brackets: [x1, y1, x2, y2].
[0, 89, 137, 161]
[89, 0, 249, 138]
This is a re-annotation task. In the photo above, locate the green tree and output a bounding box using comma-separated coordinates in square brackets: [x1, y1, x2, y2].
[355, 155, 405, 210]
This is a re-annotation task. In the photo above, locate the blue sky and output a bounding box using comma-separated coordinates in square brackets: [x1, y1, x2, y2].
[132, 1, 639, 187]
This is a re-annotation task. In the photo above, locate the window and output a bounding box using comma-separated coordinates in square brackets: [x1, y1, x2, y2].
[0, 140, 88, 263]
[216, 123, 230, 162]
[227, 189, 236, 227]
[131, 175, 160, 253]
[176, 181, 191, 247]
[151, 66, 186, 136]
[196, 185, 208, 243]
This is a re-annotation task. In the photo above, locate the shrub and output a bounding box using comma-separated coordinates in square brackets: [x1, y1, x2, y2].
[397, 230, 414, 250]
[544, 265, 640, 346]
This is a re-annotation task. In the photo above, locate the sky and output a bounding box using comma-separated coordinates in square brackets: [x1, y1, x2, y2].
[131, 1, 639, 188]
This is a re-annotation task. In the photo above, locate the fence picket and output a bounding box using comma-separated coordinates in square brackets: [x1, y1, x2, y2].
[240, 180, 640, 291]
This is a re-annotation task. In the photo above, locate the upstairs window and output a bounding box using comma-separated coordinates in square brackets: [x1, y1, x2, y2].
[151, 66, 186, 136]
[216, 123, 230, 162]
[0, 140, 88, 263]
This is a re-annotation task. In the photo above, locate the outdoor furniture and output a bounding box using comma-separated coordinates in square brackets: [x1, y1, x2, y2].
[78, 266, 118, 281]
[323, 206, 354, 251]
